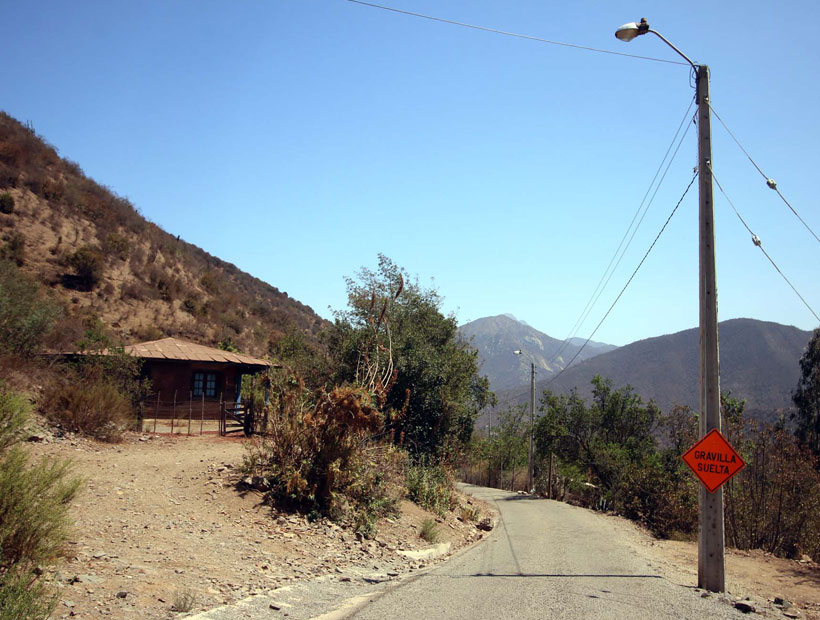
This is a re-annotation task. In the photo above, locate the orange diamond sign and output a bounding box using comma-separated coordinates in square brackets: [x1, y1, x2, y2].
[682, 429, 745, 493]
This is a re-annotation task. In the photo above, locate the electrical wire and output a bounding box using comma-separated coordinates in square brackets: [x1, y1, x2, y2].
[345, 0, 689, 66]
[546, 171, 699, 388]
[709, 165, 820, 323]
[546, 101, 696, 367]
[709, 103, 820, 248]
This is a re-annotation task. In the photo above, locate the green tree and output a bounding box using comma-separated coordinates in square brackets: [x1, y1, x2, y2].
[793, 328, 820, 457]
[0, 261, 60, 356]
[486, 405, 529, 489]
[327, 255, 492, 459]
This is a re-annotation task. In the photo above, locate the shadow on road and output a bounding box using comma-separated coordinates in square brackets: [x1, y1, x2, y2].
[499, 495, 543, 501]
[460, 573, 663, 579]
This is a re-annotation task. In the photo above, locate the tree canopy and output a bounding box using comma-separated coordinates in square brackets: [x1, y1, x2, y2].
[793, 328, 820, 456]
[326, 255, 492, 459]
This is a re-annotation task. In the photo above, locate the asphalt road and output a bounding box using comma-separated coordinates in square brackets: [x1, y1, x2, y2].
[345, 485, 747, 620]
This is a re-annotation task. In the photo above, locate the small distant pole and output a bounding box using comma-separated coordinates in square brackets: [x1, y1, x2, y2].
[548, 452, 554, 499]
[187, 391, 192, 436]
[171, 390, 177, 434]
[200, 392, 205, 435]
[219, 392, 224, 436]
[153, 392, 160, 434]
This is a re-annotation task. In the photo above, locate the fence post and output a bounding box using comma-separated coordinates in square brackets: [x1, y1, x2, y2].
[171, 390, 177, 434]
[153, 392, 160, 434]
[548, 452, 554, 499]
[219, 395, 224, 436]
[200, 392, 205, 435]
[188, 391, 192, 436]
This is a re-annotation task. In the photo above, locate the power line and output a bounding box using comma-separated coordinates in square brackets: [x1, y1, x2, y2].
[547, 101, 696, 367]
[709, 165, 820, 324]
[546, 171, 699, 388]
[709, 103, 820, 248]
[345, 0, 688, 66]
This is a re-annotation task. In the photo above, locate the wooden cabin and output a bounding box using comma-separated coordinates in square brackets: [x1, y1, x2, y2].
[125, 337, 273, 434]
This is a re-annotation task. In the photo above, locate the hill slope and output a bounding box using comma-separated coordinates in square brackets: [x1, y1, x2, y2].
[458, 314, 617, 392]
[496, 318, 811, 422]
[0, 112, 326, 355]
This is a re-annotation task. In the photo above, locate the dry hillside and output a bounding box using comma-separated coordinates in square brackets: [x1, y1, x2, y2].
[0, 112, 326, 355]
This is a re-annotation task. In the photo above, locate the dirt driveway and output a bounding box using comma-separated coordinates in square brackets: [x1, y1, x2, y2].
[27, 433, 484, 619]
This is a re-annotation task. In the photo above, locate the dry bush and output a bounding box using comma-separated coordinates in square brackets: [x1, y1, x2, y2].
[726, 425, 820, 560]
[41, 366, 135, 442]
[244, 379, 403, 533]
[100, 232, 130, 261]
[66, 245, 104, 291]
[1, 232, 26, 266]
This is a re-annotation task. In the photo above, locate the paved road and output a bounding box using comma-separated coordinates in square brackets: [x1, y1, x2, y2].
[346, 485, 746, 620]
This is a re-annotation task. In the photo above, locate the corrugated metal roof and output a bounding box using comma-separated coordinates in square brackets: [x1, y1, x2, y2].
[124, 338, 271, 367]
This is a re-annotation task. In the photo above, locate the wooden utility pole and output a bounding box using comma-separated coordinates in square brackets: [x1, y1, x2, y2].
[614, 18, 725, 593]
[696, 64, 724, 593]
[528, 362, 535, 492]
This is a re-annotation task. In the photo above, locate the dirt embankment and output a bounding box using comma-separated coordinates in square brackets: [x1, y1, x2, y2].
[24, 432, 489, 620]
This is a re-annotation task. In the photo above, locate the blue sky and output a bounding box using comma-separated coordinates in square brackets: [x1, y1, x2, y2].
[3, 1, 819, 346]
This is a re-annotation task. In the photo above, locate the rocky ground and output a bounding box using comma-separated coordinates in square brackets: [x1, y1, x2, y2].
[24, 431, 490, 620]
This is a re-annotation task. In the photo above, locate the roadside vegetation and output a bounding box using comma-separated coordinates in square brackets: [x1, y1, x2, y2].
[243, 255, 490, 536]
[463, 330, 820, 563]
[0, 262, 84, 619]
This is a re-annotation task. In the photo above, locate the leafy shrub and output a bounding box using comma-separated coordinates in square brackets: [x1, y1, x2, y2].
[419, 518, 439, 543]
[1, 233, 25, 266]
[0, 383, 81, 619]
[0, 261, 60, 356]
[67, 245, 104, 291]
[0, 193, 13, 214]
[42, 321, 146, 442]
[0, 568, 56, 620]
[406, 460, 456, 517]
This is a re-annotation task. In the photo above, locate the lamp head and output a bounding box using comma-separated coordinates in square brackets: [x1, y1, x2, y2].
[513, 350, 523, 355]
[615, 17, 649, 42]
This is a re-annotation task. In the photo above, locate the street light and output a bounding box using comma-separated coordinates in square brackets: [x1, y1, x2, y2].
[615, 18, 723, 593]
[513, 350, 535, 493]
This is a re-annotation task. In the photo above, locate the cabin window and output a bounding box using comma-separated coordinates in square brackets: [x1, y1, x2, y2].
[193, 372, 218, 397]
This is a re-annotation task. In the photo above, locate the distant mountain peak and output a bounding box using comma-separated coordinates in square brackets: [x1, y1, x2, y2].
[502, 313, 530, 327]
[458, 314, 617, 392]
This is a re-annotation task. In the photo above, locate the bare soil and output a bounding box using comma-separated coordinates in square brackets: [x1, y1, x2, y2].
[24, 432, 489, 620]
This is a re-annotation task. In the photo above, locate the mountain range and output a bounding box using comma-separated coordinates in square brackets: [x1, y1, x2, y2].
[458, 314, 617, 392]
[492, 317, 812, 423]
